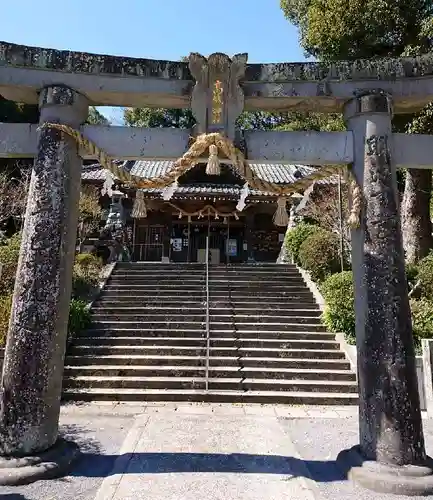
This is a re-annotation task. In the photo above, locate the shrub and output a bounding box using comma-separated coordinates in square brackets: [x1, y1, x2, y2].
[417, 252, 433, 298]
[75, 252, 102, 269]
[0, 294, 12, 347]
[406, 262, 419, 295]
[410, 298, 433, 352]
[298, 229, 342, 282]
[0, 234, 21, 295]
[68, 299, 91, 343]
[321, 271, 355, 344]
[72, 253, 103, 299]
[284, 223, 320, 264]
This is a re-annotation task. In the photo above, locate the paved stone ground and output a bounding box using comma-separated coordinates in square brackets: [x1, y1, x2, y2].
[1, 403, 433, 500]
[0, 403, 133, 500]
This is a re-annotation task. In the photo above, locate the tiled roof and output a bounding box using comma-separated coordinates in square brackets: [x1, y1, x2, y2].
[82, 161, 321, 185]
[137, 184, 276, 197]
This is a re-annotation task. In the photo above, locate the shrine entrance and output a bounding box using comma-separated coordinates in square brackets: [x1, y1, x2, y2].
[170, 219, 245, 264]
[131, 223, 164, 262]
[3, 41, 433, 494]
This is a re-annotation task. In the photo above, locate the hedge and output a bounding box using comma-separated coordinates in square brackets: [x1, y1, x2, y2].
[321, 271, 355, 344]
[298, 229, 341, 282]
[284, 223, 319, 264]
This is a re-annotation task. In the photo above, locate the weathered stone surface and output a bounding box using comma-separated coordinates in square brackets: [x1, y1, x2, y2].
[0, 41, 191, 79]
[0, 86, 88, 459]
[2, 40, 433, 83]
[402, 169, 433, 264]
[338, 92, 433, 494]
[0, 438, 79, 486]
[2, 42, 433, 112]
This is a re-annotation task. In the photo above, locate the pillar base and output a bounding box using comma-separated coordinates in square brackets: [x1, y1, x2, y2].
[337, 445, 433, 496]
[0, 439, 80, 486]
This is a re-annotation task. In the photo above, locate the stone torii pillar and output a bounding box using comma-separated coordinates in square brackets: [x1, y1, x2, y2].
[337, 91, 433, 495]
[0, 85, 88, 485]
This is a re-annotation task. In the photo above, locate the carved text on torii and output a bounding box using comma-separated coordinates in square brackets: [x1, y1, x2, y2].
[188, 52, 247, 139]
[366, 134, 390, 159]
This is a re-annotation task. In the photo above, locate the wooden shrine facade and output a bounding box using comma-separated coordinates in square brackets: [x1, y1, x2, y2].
[82, 161, 293, 263]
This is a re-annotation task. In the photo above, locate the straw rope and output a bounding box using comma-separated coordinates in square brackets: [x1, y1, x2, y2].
[166, 202, 250, 218]
[38, 123, 362, 228]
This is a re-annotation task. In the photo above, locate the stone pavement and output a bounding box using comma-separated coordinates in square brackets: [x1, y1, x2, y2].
[1, 403, 432, 500]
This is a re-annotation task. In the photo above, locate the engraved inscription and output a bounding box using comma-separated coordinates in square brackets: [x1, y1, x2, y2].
[366, 134, 389, 159]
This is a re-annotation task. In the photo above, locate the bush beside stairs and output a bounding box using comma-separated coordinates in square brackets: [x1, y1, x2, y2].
[62, 262, 358, 405]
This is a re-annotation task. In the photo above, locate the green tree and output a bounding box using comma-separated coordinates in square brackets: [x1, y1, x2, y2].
[87, 107, 111, 125]
[0, 96, 39, 123]
[124, 107, 195, 129]
[280, 0, 432, 61]
[281, 0, 433, 262]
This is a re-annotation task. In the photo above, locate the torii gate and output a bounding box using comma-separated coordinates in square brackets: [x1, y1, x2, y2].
[0, 42, 433, 494]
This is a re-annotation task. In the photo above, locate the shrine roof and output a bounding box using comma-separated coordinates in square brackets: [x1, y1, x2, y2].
[81, 161, 317, 185]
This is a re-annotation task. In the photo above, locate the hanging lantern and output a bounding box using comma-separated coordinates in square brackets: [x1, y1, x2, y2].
[223, 217, 228, 224]
[234, 213, 239, 220]
[178, 211, 183, 219]
[188, 215, 192, 223]
[131, 190, 147, 219]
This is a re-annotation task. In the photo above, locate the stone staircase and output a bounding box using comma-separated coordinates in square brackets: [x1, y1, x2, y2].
[63, 262, 358, 404]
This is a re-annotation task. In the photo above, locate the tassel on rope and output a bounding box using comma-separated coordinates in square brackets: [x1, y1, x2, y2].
[236, 182, 250, 212]
[131, 190, 147, 219]
[162, 180, 178, 201]
[206, 144, 221, 175]
[101, 171, 114, 198]
[273, 197, 290, 227]
[347, 172, 362, 229]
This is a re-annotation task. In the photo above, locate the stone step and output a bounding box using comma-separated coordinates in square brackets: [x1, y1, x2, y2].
[115, 263, 205, 269]
[99, 291, 314, 300]
[63, 375, 358, 393]
[73, 336, 339, 350]
[64, 354, 351, 370]
[63, 364, 356, 381]
[96, 296, 316, 304]
[62, 388, 358, 405]
[90, 314, 323, 324]
[90, 307, 321, 317]
[90, 320, 327, 332]
[91, 302, 320, 311]
[66, 261, 356, 406]
[97, 295, 206, 302]
[79, 329, 335, 340]
[68, 345, 344, 359]
[104, 285, 206, 290]
[107, 279, 307, 287]
[104, 283, 309, 290]
[112, 271, 205, 276]
[91, 321, 205, 331]
[110, 273, 303, 279]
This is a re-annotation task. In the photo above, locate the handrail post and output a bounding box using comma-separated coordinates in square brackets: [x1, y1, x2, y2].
[205, 235, 210, 392]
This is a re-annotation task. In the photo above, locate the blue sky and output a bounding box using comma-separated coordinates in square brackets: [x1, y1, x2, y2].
[1, 0, 306, 123]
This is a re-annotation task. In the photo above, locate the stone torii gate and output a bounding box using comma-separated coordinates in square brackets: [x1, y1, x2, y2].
[1, 42, 433, 493]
